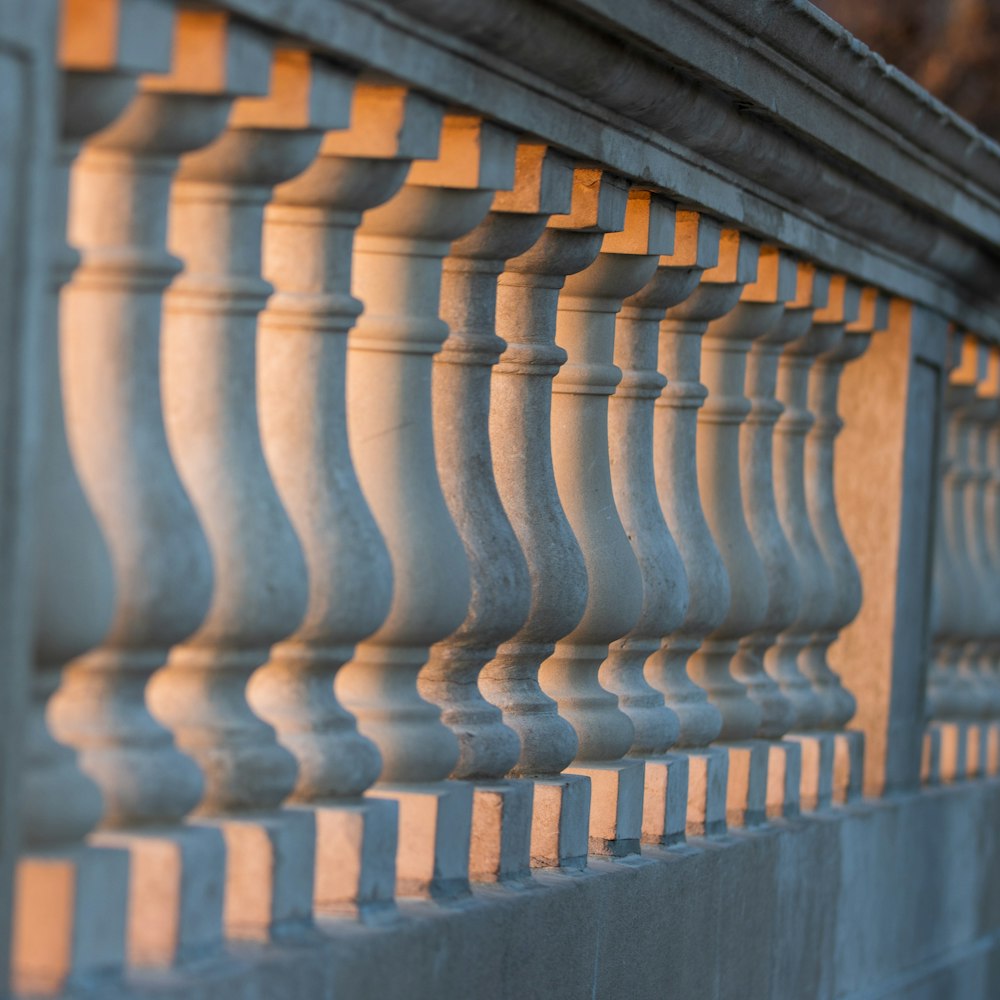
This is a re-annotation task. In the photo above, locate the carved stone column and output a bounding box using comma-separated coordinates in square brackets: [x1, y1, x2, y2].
[807, 287, 890, 804]
[421, 142, 573, 882]
[774, 275, 860, 811]
[152, 49, 353, 941]
[338, 115, 517, 897]
[552, 189, 675, 856]
[484, 168, 628, 868]
[615, 210, 720, 846]
[256, 84, 441, 916]
[14, 4, 171, 993]
[655, 227, 760, 836]
[741, 263, 831, 820]
[697, 246, 797, 828]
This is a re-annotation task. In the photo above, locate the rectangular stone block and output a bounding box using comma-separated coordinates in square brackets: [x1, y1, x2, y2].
[641, 753, 689, 846]
[197, 809, 315, 943]
[305, 797, 397, 920]
[987, 723, 1000, 777]
[788, 732, 835, 812]
[685, 748, 728, 838]
[566, 759, 644, 857]
[529, 773, 591, 870]
[469, 779, 533, 882]
[721, 741, 768, 829]
[936, 720, 970, 784]
[967, 723, 985, 779]
[13, 845, 129, 996]
[95, 824, 224, 969]
[370, 781, 473, 898]
[766, 740, 802, 820]
[833, 729, 865, 805]
[922, 725, 941, 785]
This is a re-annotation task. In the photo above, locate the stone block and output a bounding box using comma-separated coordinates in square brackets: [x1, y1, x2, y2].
[370, 781, 473, 897]
[469, 780, 532, 882]
[833, 729, 865, 805]
[788, 731, 834, 811]
[922, 725, 941, 786]
[641, 753, 689, 846]
[197, 809, 315, 943]
[529, 773, 591, 869]
[685, 747, 728, 837]
[566, 758, 644, 856]
[306, 797, 397, 920]
[95, 824, 225, 969]
[721, 741, 768, 829]
[766, 739, 802, 819]
[936, 721, 970, 784]
[12, 844, 128, 996]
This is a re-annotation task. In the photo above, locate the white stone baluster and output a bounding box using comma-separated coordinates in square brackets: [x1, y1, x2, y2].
[255, 83, 440, 917]
[655, 227, 759, 836]
[421, 142, 574, 882]
[615, 210, 720, 846]
[14, 5, 172, 993]
[484, 168, 628, 868]
[338, 115, 517, 897]
[808, 287, 889, 803]
[152, 49, 353, 941]
[551, 189, 675, 856]
[697, 246, 797, 828]
[740, 262, 831, 819]
[773, 275, 860, 811]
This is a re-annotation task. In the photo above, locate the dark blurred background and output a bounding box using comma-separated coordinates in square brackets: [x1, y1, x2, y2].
[814, 0, 1000, 140]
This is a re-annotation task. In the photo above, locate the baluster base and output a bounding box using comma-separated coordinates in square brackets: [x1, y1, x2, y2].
[369, 782, 473, 899]
[833, 729, 865, 805]
[719, 741, 769, 829]
[922, 724, 941, 785]
[765, 740, 802, 820]
[986, 723, 1000, 776]
[94, 825, 225, 969]
[565, 760, 645, 858]
[683, 748, 729, 838]
[787, 732, 835, 811]
[968, 723, 989, 778]
[528, 774, 591, 870]
[469, 780, 533, 883]
[12, 845, 129, 997]
[641, 753, 689, 847]
[932, 720, 973, 783]
[194, 810, 315, 943]
[302, 798, 398, 921]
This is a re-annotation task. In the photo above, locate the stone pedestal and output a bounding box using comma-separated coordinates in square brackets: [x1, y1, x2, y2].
[641, 754, 690, 846]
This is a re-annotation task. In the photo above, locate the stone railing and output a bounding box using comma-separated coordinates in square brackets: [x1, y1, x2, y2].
[3, 0, 1000, 997]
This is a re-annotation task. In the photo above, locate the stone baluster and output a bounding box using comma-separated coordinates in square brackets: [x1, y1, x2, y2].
[614, 210, 720, 846]
[808, 287, 890, 804]
[655, 227, 759, 836]
[53, 10, 280, 967]
[255, 83, 441, 917]
[421, 142, 574, 882]
[740, 263, 831, 819]
[696, 246, 797, 828]
[550, 189, 675, 856]
[484, 168, 628, 869]
[151, 49, 354, 941]
[773, 275, 860, 811]
[982, 362, 1000, 775]
[338, 115, 517, 897]
[945, 338, 997, 777]
[13, 4, 172, 994]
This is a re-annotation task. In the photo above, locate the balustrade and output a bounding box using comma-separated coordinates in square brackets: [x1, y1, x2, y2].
[483, 168, 627, 868]
[654, 227, 759, 835]
[6, 1, 988, 994]
[337, 114, 517, 896]
[423, 142, 573, 881]
[254, 82, 441, 914]
[773, 275, 860, 811]
[740, 262, 831, 819]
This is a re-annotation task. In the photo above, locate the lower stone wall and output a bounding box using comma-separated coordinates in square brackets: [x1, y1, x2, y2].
[91, 779, 1000, 1000]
